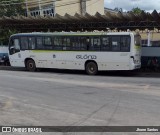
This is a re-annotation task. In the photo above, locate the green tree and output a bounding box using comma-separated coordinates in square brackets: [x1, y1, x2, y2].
[131, 7, 144, 14]
[0, 0, 25, 45]
[0, 29, 19, 45]
[0, 0, 25, 17]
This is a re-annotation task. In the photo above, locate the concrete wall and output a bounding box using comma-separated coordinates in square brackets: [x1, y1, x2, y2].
[140, 32, 160, 41]
[86, 0, 104, 15]
[55, 0, 81, 16]
[27, 0, 53, 9]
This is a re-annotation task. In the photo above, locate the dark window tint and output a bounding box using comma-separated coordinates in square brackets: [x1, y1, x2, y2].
[101, 36, 110, 51]
[80, 37, 87, 50]
[37, 37, 44, 49]
[44, 36, 52, 50]
[21, 37, 29, 50]
[54, 37, 62, 50]
[44, 37, 52, 46]
[72, 37, 81, 50]
[71, 36, 87, 51]
[28, 37, 36, 50]
[120, 36, 130, 52]
[90, 37, 101, 51]
[111, 36, 120, 51]
[62, 37, 70, 50]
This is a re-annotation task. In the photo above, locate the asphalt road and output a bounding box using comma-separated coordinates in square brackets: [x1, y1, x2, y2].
[0, 67, 160, 135]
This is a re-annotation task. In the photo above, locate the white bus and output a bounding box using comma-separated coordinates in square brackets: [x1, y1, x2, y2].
[8, 32, 141, 75]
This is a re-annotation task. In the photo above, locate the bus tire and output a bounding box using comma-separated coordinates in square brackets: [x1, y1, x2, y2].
[85, 62, 98, 75]
[26, 59, 36, 72]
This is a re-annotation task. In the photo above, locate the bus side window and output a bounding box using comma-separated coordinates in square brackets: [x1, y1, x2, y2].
[44, 36, 52, 50]
[54, 37, 62, 50]
[80, 37, 87, 50]
[111, 36, 120, 51]
[72, 37, 81, 50]
[21, 37, 29, 50]
[62, 37, 70, 50]
[37, 37, 44, 49]
[90, 37, 101, 51]
[28, 37, 36, 50]
[66, 37, 71, 50]
[120, 36, 130, 52]
[101, 36, 110, 51]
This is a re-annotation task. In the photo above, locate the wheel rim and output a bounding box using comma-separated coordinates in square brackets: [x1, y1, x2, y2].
[88, 64, 96, 74]
[27, 60, 36, 71]
[29, 63, 33, 69]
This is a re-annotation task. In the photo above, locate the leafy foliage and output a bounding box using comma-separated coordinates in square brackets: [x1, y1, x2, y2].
[0, 0, 25, 17]
[0, 29, 19, 45]
[131, 7, 144, 14]
[0, 0, 24, 45]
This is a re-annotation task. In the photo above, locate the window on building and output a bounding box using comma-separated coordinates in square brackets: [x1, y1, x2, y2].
[42, 7, 55, 17]
[30, 9, 40, 17]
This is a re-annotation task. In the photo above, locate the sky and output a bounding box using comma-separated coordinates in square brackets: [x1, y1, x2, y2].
[104, 0, 160, 12]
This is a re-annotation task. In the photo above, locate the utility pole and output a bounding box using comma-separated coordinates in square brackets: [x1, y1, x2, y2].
[38, 0, 43, 16]
[80, 0, 86, 16]
[53, 0, 56, 16]
[25, 0, 29, 16]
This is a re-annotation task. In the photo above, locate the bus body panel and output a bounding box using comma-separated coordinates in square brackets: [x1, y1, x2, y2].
[129, 33, 141, 70]
[8, 32, 141, 72]
[10, 51, 131, 71]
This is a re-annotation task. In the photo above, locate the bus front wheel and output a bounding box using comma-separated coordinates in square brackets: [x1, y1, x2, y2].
[26, 59, 36, 72]
[85, 62, 98, 75]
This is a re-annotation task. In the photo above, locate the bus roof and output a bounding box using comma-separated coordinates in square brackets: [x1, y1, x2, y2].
[11, 32, 137, 37]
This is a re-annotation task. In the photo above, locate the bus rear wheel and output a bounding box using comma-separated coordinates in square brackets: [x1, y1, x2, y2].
[26, 59, 36, 72]
[85, 62, 98, 75]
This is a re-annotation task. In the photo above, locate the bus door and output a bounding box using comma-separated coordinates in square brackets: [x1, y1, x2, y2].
[9, 37, 23, 67]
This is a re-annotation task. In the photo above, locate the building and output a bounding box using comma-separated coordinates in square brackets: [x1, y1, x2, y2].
[25, 0, 104, 17]
[141, 32, 160, 46]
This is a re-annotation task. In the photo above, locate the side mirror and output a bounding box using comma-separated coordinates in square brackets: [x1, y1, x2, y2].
[10, 46, 14, 50]
[9, 46, 15, 55]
